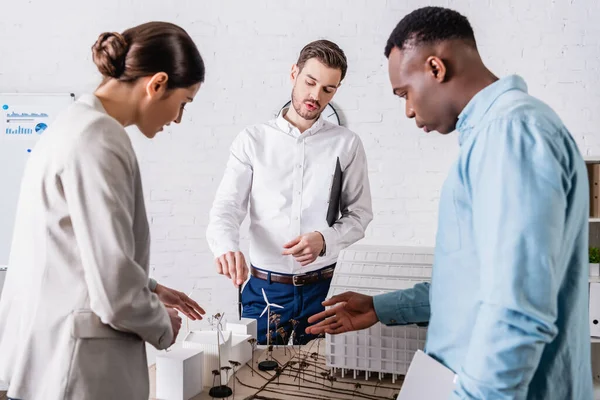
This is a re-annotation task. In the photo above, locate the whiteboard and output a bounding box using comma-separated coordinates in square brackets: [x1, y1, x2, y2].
[0, 93, 75, 267]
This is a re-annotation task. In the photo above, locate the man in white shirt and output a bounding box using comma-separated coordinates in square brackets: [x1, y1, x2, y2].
[206, 40, 373, 345]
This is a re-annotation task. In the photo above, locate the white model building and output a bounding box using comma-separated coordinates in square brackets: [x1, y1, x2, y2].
[183, 330, 232, 386]
[156, 347, 204, 400]
[327, 244, 600, 383]
[227, 317, 258, 340]
[227, 317, 256, 365]
[325, 245, 434, 382]
[182, 317, 256, 388]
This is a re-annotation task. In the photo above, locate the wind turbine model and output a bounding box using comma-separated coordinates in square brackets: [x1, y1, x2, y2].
[208, 312, 232, 398]
[258, 288, 283, 371]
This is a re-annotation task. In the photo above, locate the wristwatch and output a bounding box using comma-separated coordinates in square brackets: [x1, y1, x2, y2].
[317, 232, 326, 257]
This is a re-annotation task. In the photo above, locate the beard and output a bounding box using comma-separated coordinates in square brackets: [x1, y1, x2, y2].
[291, 88, 322, 121]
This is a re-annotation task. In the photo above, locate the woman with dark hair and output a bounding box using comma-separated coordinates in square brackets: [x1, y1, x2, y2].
[0, 21, 206, 400]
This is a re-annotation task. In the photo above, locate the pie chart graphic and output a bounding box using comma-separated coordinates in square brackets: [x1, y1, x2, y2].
[35, 122, 48, 134]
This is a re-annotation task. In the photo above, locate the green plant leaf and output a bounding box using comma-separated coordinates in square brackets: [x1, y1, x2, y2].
[590, 247, 600, 264]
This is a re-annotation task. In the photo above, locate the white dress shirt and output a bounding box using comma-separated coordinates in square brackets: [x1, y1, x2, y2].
[206, 108, 373, 274]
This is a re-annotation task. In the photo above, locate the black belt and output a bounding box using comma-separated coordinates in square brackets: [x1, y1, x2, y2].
[250, 265, 335, 286]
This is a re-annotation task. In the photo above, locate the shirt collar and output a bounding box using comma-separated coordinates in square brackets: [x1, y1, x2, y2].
[456, 74, 528, 145]
[276, 107, 326, 137]
[76, 93, 108, 114]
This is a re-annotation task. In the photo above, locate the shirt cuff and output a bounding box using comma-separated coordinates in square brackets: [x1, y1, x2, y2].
[373, 292, 406, 325]
[148, 278, 158, 292]
[319, 227, 338, 258]
[209, 241, 240, 259]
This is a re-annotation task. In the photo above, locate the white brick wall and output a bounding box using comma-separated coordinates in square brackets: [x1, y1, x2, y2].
[1, 0, 599, 328]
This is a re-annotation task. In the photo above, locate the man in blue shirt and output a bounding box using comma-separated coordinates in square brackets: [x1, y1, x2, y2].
[306, 7, 592, 399]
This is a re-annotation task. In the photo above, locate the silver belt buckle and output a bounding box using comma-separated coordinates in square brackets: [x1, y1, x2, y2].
[292, 273, 306, 287]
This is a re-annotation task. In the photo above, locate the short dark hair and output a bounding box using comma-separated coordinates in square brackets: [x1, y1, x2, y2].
[297, 40, 348, 82]
[92, 21, 205, 88]
[385, 7, 476, 57]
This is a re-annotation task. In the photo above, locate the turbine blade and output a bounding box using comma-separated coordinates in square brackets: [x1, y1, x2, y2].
[260, 306, 268, 318]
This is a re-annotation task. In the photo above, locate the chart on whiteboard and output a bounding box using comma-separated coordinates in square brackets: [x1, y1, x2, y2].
[2, 105, 51, 152]
[0, 93, 75, 267]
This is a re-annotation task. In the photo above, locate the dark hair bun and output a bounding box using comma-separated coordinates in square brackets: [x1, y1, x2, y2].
[91, 32, 128, 78]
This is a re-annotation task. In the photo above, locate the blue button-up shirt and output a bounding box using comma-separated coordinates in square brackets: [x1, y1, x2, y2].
[374, 75, 592, 399]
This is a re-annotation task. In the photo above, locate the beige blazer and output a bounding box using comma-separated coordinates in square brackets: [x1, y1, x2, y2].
[0, 94, 173, 400]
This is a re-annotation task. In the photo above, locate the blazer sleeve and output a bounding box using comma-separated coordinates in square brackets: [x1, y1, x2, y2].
[61, 118, 173, 349]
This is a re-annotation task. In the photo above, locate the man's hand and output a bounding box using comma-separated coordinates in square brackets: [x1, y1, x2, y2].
[166, 307, 182, 345]
[215, 251, 248, 288]
[305, 291, 379, 335]
[155, 283, 205, 321]
[282, 232, 325, 266]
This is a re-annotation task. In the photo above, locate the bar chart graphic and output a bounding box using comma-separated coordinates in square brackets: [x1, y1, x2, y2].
[4, 108, 51, 136]
[5, 125, 34, 134]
